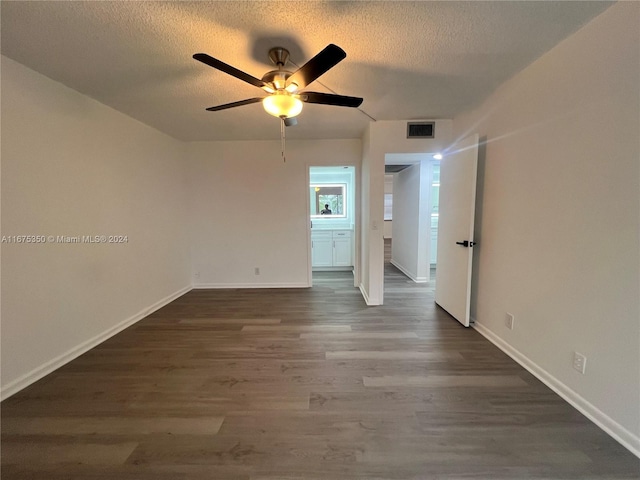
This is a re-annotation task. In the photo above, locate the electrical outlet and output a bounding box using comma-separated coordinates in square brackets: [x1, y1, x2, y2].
[573, 352, 587, 374]
[254, 267, 260, 275]
[505, 312, 514, 330]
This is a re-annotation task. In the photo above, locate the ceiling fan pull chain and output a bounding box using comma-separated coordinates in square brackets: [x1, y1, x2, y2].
[281, 118, 286, 163]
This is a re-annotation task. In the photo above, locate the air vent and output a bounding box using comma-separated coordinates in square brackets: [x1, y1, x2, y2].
[407, 122, 435, 138]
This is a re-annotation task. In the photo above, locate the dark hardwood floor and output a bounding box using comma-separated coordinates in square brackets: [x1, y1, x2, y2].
[2, 242, 638, 479]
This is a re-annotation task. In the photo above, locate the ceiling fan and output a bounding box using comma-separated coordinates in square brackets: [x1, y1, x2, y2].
[193, 44, 363, 126]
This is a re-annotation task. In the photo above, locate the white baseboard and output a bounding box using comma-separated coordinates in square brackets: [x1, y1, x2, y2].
[358, 283, 382, 306]
[390, 259, 428, 283]
[312, 266, 353, 272]
[473, 321, 640, 458]
[359, 283, 371, 305]
[192, 282, 309, 289]
[0, 284, 192, 401]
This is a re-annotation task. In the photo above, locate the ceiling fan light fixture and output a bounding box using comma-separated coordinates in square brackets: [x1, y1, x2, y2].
[263, 93, 303, 119]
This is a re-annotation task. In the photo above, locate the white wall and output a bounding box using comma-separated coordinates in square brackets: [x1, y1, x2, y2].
[1, 56, 191, 398]
[360, 126, 372, 302]
[188, 139, 361, 288]
[452, 3, 639, 454]
[361, 120, 452, 304]
[390, 161, 431, 282]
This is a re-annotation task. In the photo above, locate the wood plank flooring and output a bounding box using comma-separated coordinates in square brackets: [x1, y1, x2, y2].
[2, 248, 638, 479]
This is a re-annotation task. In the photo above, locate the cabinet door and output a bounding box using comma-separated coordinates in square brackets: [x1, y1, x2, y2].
[312, 238, 333, 267]
[333, 238, 352, 266]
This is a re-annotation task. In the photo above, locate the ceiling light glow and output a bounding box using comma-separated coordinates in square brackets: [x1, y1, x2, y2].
[263, 93, 303, 118]
[285, 83, 299, 93]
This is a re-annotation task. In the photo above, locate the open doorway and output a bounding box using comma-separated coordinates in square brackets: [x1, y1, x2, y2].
[383, 154, 440, 288]
[308, 166, 356, 286]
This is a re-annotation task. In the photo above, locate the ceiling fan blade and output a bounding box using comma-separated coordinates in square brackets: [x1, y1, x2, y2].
[287, 44, 346, 89]
[205, 97, 264, 111]
[301, 92, 363, 108]
[193, 53, 267, 89]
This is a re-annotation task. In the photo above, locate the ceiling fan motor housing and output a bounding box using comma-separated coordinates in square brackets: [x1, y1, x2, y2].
[264, 47, 294, 90]
[262, 69, 293, 90]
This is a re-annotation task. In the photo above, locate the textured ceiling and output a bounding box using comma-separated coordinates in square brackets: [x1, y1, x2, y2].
[1, 1, 612, 141]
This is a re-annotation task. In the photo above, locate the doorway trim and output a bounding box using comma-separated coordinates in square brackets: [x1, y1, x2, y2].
[306, 164, 360, 289]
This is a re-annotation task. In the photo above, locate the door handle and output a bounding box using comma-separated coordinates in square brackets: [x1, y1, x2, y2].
[455, 240, 477, 247]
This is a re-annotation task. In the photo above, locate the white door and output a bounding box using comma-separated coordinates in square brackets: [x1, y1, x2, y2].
[435, 134, 479, 327]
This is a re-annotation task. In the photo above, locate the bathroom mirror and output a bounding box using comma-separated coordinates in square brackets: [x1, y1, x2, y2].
[310, 184, 346, 218]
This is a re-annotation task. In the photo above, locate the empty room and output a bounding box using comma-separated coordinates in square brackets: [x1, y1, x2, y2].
[1, 1, 639, 479]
